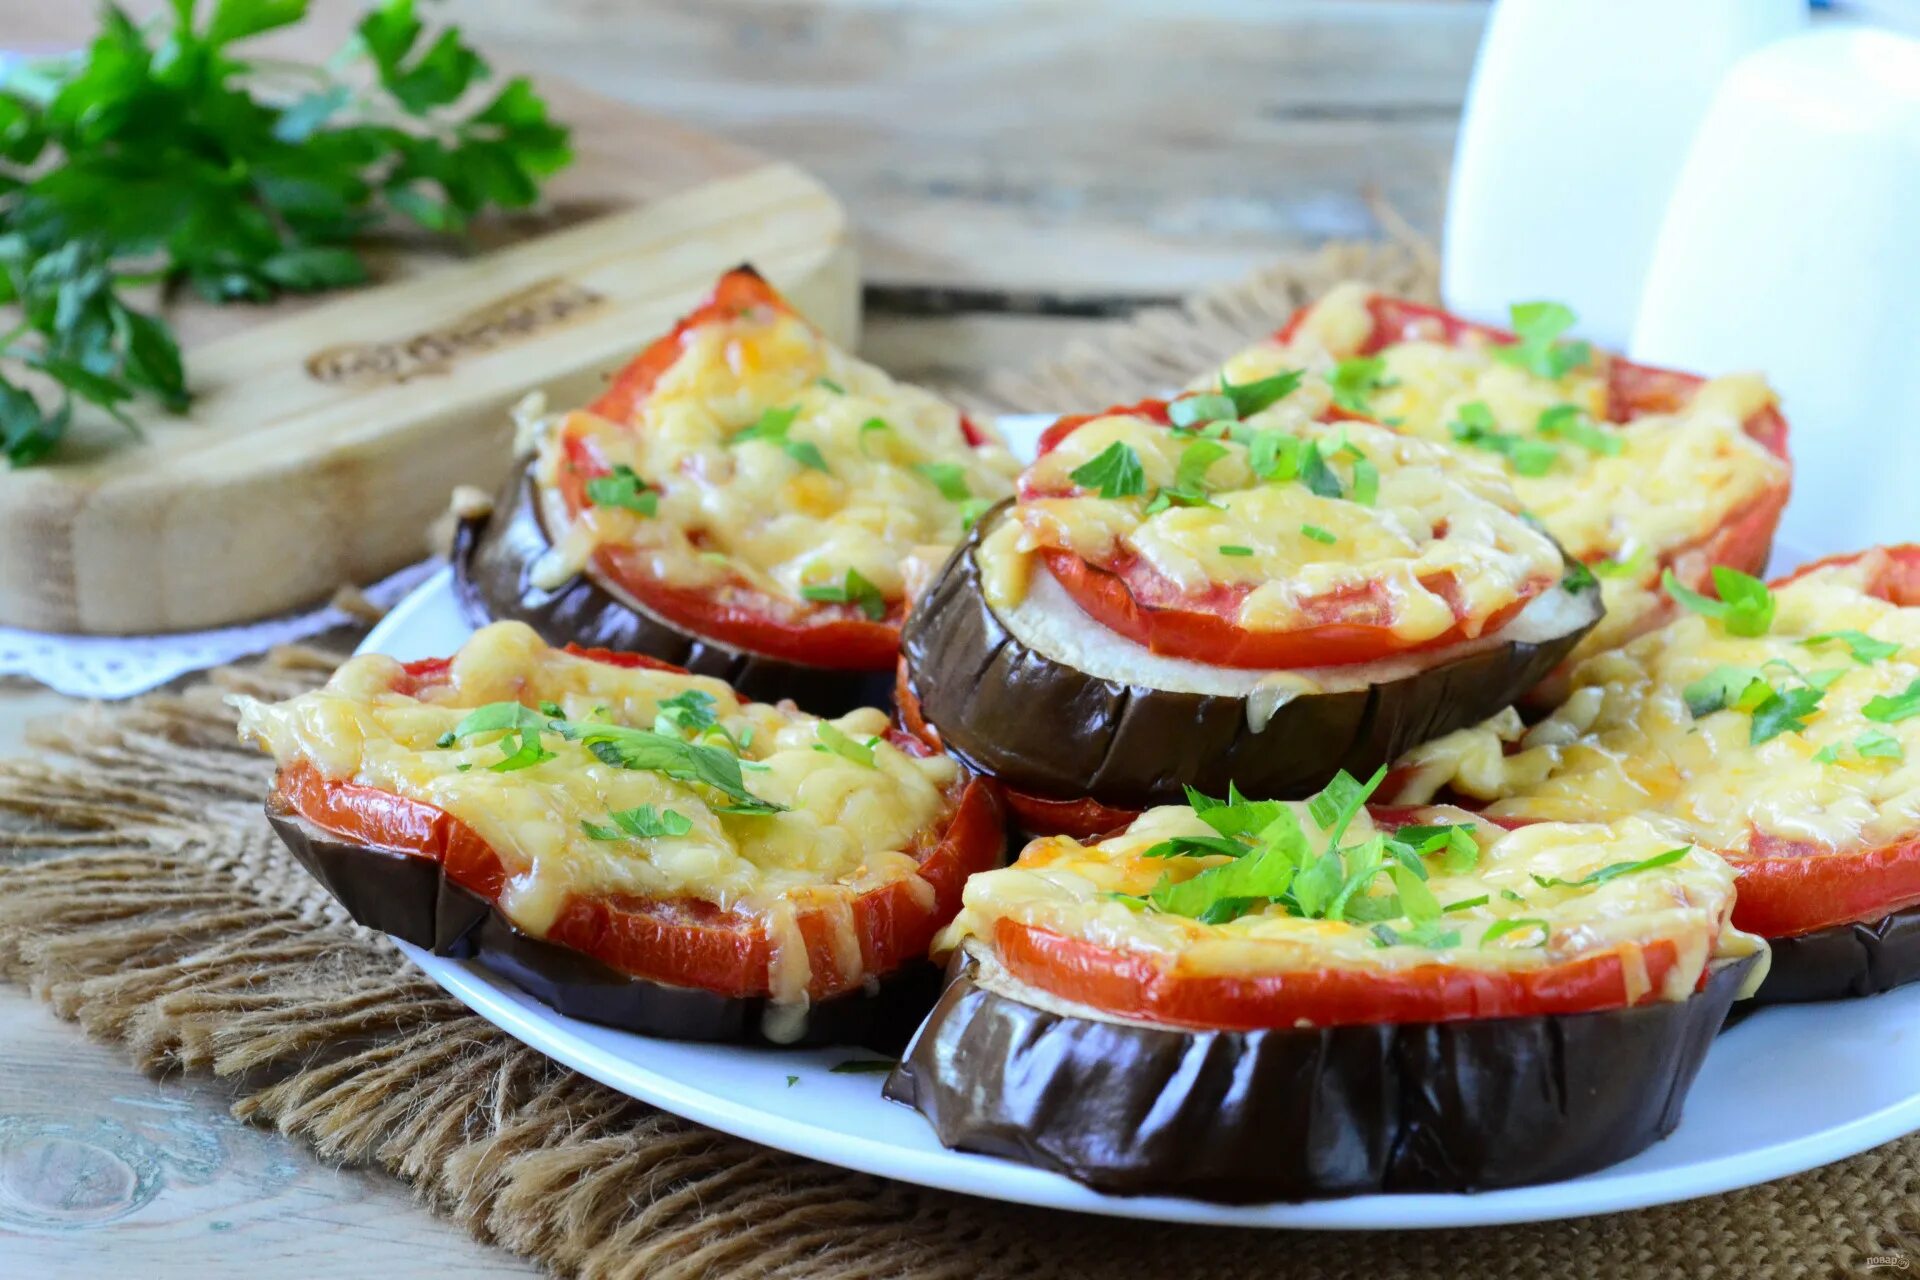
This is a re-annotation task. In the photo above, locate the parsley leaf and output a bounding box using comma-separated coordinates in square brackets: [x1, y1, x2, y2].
[801, 568, 887, 621]
[1168, 392, 1235, 429]
[1299, 440, 1344, 498]
[1220, 368, 1303, 418]
[814, 721, 877, 768]
[913, 462, 970, 502]
[1805, 630, 1900, 665]
[1683, 665, 1772, 719]
[1561, 558, 1598, 595]
[1068, 440, 1147, 498]
[653, 689, 719, 736]
[1663, 566, 1775, 637]
[1300, 523, 1337, 545]
[581, 805, 693, 841]
[1532, 846, 1691, 890]
[1174, 439, 1229, 494]
[734, 405, 829, 472]
[1864, 679, 1920, 724]
[584, 464, 658, 515]
[1593, 547, 1648, 579]
[555, 720, 783, 813]
[1449, 401, 1559, 476]
[1327, 356, 1394, 415]
[1749, 685, 1825, 744]
[1217, 544, 1254, 557]
[1493, 301, 1592, 380]
[1481, 917, 1550, 948]
[1536, 404, 1621, 456]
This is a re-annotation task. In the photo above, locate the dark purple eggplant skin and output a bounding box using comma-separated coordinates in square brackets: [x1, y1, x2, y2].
[901, 502, 1603, 809]
[266, 797, 939, 1050]
[885, 947, 1757, 1202]
[1747, 905, 1920, 1005]
[452, 457, 896, 716]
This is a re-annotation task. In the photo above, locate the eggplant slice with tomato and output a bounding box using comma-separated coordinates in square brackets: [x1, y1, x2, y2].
[237, 621, 1005, 1047]
[886, 778, 1765, 1201]
[1205, 284, 1792, 697]
[900, 393, 1602, 837]
[1392, 545, 1920, 1004]
[454, 265, 1018, 716]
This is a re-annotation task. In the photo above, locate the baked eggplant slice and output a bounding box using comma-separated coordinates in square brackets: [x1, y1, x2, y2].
[1208, 285, 1792, 691]
[886, 779, 1765, 1200]
[1393, 545, 1920, 1004]
[453, 265, 1017, 715]
[236, 622, 1004, 1046]
[901, 390, 1602, 836]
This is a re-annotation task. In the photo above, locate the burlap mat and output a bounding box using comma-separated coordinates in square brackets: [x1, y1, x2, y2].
[2, 237, 1915, 1279]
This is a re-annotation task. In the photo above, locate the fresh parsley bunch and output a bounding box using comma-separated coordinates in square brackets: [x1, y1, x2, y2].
[0, 0, 571, 465]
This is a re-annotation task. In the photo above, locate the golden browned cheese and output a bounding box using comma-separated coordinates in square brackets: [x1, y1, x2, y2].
[1208, 282, 1789, 658]
[525, 305, 1017, 605]
[235, 623, 960, 1005]
[1396, 555, 1920, 856]
[942, 801, 1759, 1003]
[1011, 405, 1564, 645]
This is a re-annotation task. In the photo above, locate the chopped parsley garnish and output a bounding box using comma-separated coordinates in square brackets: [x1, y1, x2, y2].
[1662, 566, 1774, 637]
[814, 721, 878, 768]
[584, 464, 659, 515]
[857, 417, 891, 454]
[1219, 369, 1304, 418]
[581, 805, 693, 842]
[1299, 440, 1344, 498]
[1244, 428, 1303, 482]
[1535, 404, 1621, 456]
[1561, 559, 1598, 595]
[1067, 441, 1147, 499]
[958, 497, 993, 531]
[1492, 301, 1592, 380]
[817, 377, 846, 394]
[1218, 544, 1254, 557]
[1442, 894, 1490, 913]
[1805, 630, 1900, 665]
[1864, 679, 1920, 724]
[1815, 731, 1906, 765]
[913, 462, 971, 502]
[1391, 822, 1481, 873]
[1593, 547, 1648, 579]
[1481, 917, 1549, 948]
[829, 1058, 897, 1075]
[1683, 665, 1771, 719]
[1531, 846, 1690, 890]
[1370, 922, 1461, 950]
[801, 568, 887, 621]
[1449, 401, 1558, 476]
[734, 405, 829, 472]
[1168, 392, 1236, 429]
[654, 689, 719, 736]
[1683, 662, 1831, 744]
[1749, 684, 1824, 744]
[1327, 356, 1394, 415]
[1300, 523, 1338, 545]
[1174, 439, 1230, 493]
[1350, 457, 1379, 506]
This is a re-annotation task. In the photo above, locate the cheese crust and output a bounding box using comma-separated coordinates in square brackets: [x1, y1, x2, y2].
[235, 623, 960, 954]
[1396, 554, 1920, 858]
[531, 302, 1018, 607]
[941, 802, 1756, 1003]
[1014, 406, 1564, 644]
[1210, 282, 1789, 657]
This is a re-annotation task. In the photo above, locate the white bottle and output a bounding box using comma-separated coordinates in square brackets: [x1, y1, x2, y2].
[1444, 0, 1804, 348]
[1633, 26, 1920, 558]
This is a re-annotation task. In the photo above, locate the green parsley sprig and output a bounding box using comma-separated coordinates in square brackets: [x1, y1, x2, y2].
[0, 0, 571, 465]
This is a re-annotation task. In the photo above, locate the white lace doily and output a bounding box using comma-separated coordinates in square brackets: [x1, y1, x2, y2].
[0, 560, 443, 700]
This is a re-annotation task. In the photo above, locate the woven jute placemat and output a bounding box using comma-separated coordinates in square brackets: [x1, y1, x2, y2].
[2, 237, 1915, 1279]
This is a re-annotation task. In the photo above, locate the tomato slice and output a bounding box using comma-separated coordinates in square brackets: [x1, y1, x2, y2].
[274, 759, 1002, 1000]
[1040, 546, 1536, 670]
[992, 917, 1690, 1029]
[588, 267, 795, 426]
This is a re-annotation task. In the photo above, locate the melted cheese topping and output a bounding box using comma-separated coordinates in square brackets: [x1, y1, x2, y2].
[941, 803, 1756, 1002]
[1213, 283, 1790, 656]
[1396, 556, 1920, 855]
[533, 305, 1017, 605]
[236, 623, 959, 994]
[1013, 410, 1563, 643]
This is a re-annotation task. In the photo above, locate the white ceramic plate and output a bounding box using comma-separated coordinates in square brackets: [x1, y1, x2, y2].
[357, 413, 1920, 1228]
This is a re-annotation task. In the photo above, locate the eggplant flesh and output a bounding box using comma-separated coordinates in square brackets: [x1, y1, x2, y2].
[885, 944, 1757, 1202]
[267, 797, 938, 1050]
[1748, 904, 1920, 1005]
[901, 502, 1602, 808]
[453, 457, 895, 715]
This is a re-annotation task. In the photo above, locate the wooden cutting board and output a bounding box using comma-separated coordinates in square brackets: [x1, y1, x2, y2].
[0, 83, 858, 635]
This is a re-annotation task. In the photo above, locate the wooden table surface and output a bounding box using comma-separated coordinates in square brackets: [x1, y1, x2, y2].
[0, 2, 1482, 1274]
